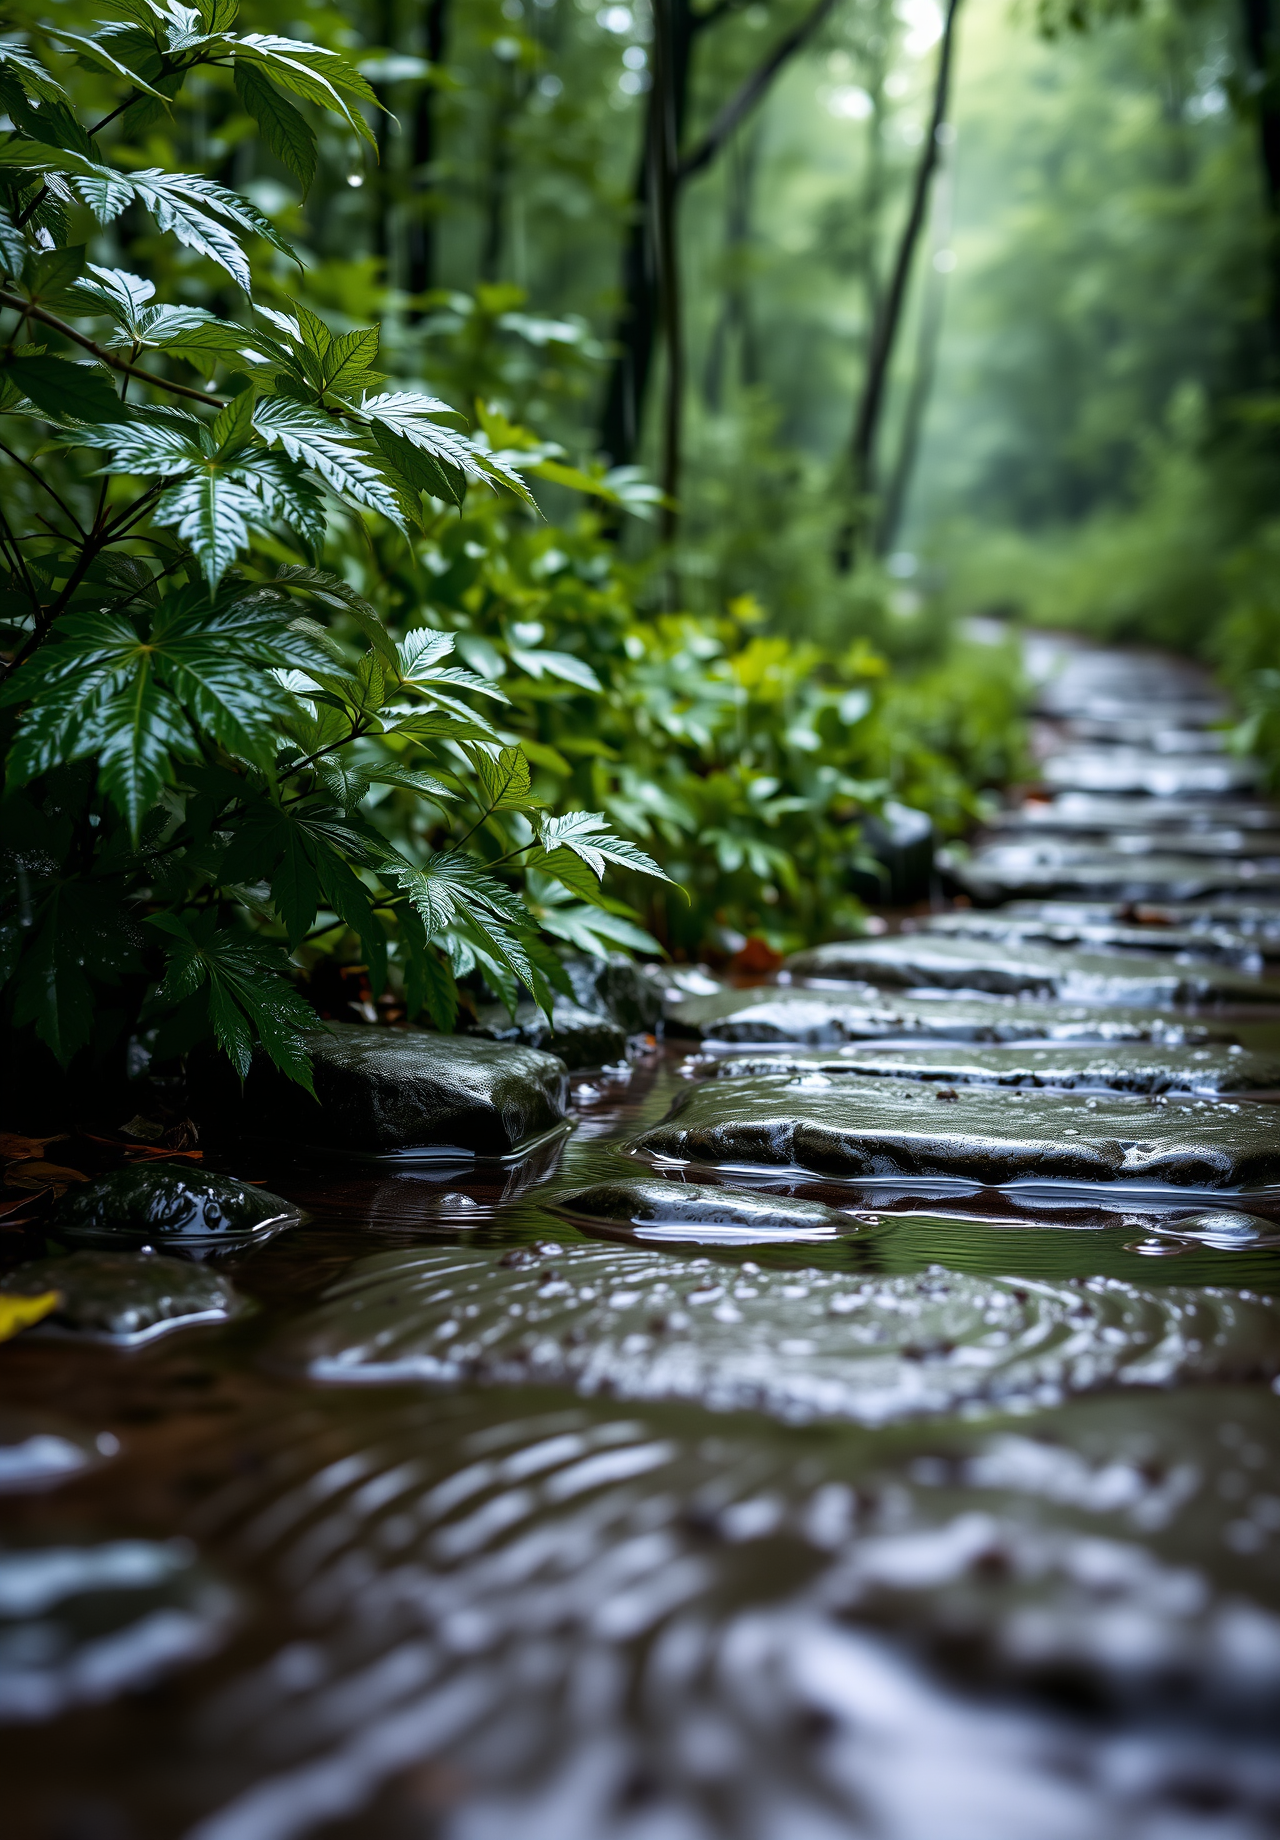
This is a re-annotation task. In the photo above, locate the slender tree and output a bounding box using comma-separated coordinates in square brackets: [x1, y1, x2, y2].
[877, 151, 953, 552]
[407, 0, 451, 306]
[704, 127, 763, 409]
[834, 0, 963, 571]
[1240, 0, 1280, 355]
[600, 0, 839, 476]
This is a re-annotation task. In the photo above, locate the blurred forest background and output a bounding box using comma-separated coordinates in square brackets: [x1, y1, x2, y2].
[248, 0, 1280, 807]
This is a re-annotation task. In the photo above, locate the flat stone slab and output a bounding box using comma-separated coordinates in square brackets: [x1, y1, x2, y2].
[974, 829, 1280, 860]
[0, 1252, 245, 1343]
[0, 1536, 236, 1721]
[634, 1076, 1280, 1191]
[782, 935, 1276, 1005]
[54, 1164, 300, 1249]
[200, 1024, 569, 1160]
[467, 999, 626, 1070]
[1040, 749, 1261, 796]
[991, 794, 1280, 834]
[270, 1242, 1280, 1424]
[944, 848, 1280, 904]
[668, 985, 1230, 1046]
[998, 898, 1280, 943]
[918, 911, 1260, 967]
[690, 1042, 1280, 1095]
[554, 1179, 860, 1241]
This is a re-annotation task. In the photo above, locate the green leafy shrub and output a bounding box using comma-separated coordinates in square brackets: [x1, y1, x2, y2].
[0, 5, 669, 1104]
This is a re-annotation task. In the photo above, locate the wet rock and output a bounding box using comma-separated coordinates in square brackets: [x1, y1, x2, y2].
[467, 999, 627, 1070]
[692, 1042, 1280, 1095]
[554, 1179, 858, 1241]
[561, 952, 664, 1035]
[270, 1243, 1280, 1422]
[0, 1536, 237, 1722]
[1040, 748, 1261, 796]
[1003, 896, 1280, 945]
[986, 827, 1280, 860]
[0, 1412, 117, 1492]
[781, 934, 1276, 1005]
[0, 1252, 245, 1343]
[54, 1163, 300, 1249]
[668, 984, 1229, 1046]
[991, 793, 1280, 836]
[635, 1076, 1280, 1190]
[1132, 1210, 1280, 1254]
[918, 910, 1261, 968]
[943, 846, 1280, 905]
[1029, 642, 1226, 721]
[197, 1023, 569, 1160]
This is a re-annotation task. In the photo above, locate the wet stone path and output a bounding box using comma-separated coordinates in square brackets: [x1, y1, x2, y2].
[6, 637, 1280, 1838]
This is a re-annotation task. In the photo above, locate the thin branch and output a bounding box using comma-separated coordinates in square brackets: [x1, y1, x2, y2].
[0, 439, 87, 533]
[678, 0, 840, 184]
[0, 289, 227, 406]
[0, 502, 40, 608]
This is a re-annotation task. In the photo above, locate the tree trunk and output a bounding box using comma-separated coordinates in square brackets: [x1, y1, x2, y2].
[599, 0, 698, 470]
[704, 129, 762, 409]
[834, 0, 963, 573]
[654, 0, 685, 544]
[407, 0, 450, 309]
[877, 155, 953, 553]
[1240, 0, 1280, 357]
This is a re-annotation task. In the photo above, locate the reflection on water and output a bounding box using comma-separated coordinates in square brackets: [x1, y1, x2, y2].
[5, 1047, 1280, 1836]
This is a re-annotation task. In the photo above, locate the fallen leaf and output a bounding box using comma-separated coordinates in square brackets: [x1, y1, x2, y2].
[0, 1132, 69, 1163]
[3, 1162, 89, 1195]
[0, 1290, 61, 1342]
[0, 1190, 46, 1220]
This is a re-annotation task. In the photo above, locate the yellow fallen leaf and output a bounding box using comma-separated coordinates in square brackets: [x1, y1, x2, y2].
[0, 1291, 61, 1343]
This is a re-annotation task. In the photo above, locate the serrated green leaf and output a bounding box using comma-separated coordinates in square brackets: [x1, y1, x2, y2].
[391, 849, 528, 938]
[1, 353, 126, 422]
[233, 61, 317, 193]
[254, 398, 406, 528]
[0, 43, 67, 104]
[464, 742, 537, 813]
[150, 910, 316, 1090]
[271, 564, 399, 667]
[533, 811, 674, 883]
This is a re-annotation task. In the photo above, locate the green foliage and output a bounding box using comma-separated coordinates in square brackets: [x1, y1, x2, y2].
[0, 11, 669, 1097]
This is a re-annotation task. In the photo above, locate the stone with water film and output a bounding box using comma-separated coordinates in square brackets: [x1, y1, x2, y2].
[0, 1251, 244, 1343]
[54, 1163, 300, 1248]
[268, 1241, 1280, 1424]
[198, 1023, 569, 1159]
[690, 1041, 1280, 1095]
[668, 984, 1230, 1046]
[555, 1178, 858, 1239]
[944, 844, 1280, 905]
[1001, 897, 1280, 943]
[781, 933, 1277, 1005]
[918, 909, 1261, 967]
[467, 998, 626, 1069]
[635, 1075, 1280, 1190]
[989, 793, 1280, 835]
[1040, 748, 1262, 796]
